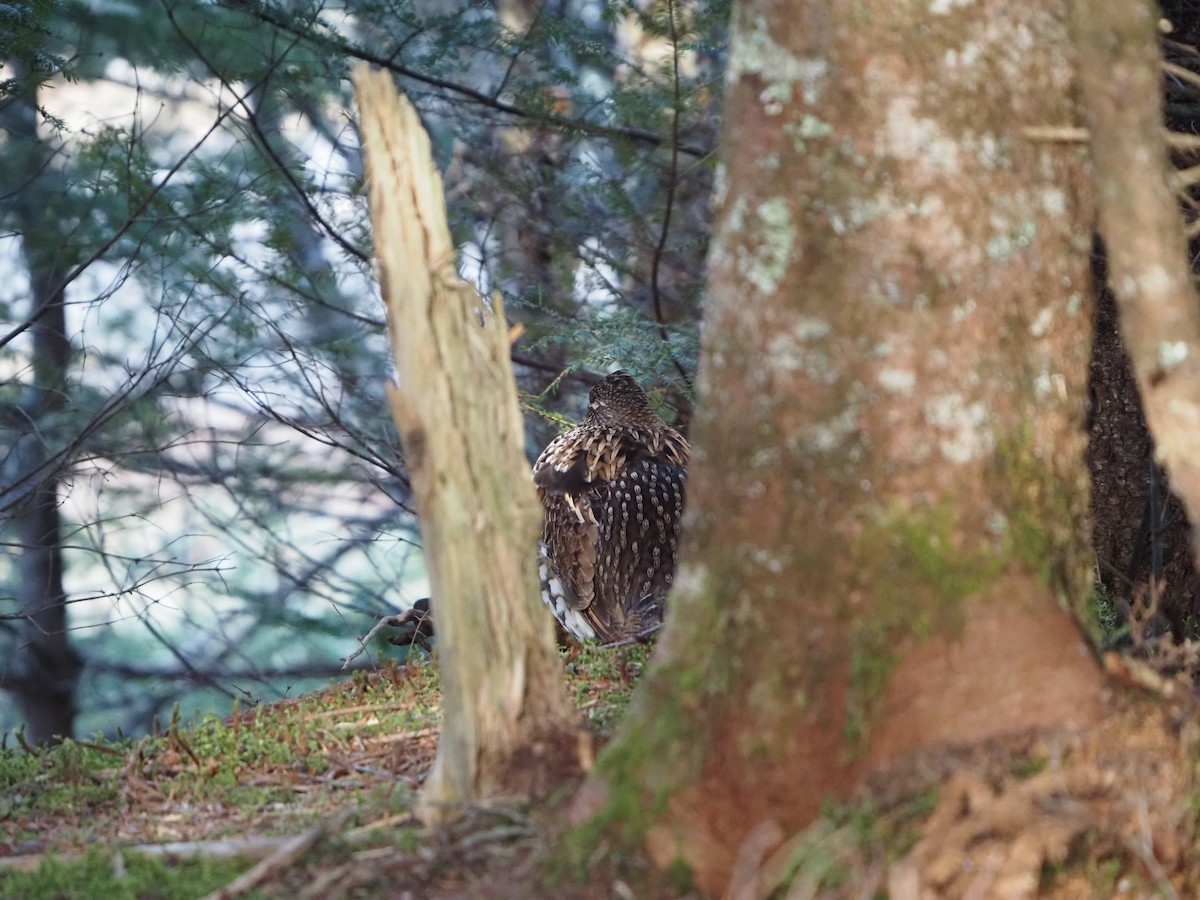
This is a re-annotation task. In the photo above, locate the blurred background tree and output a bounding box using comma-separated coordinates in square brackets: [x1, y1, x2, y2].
[0, 0, 725, 743]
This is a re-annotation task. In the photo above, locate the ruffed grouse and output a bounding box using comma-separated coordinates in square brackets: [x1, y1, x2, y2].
[533, 370, 689, 643]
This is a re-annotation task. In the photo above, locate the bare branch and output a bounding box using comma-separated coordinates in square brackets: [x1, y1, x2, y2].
[249, 3, 710, 158]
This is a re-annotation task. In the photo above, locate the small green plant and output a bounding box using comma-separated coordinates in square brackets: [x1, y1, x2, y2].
[769, 815, 863, 897]
[1008, 755, 1049, 779]
[1089, 583, 1128, 647]
[563, 643, 652, 733]
[0, 847, 256, 900]
[0, 737, 127, 820]
[666, 855, 695, 894]
[890, 786, 940, 857]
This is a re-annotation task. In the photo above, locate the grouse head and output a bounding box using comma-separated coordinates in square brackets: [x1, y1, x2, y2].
[582, 370, 659, 428]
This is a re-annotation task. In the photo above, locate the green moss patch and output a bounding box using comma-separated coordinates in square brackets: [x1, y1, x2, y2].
[0, 848, 256, 900]
[1, 650, 652, 897]
[846, 507, 1006, 745]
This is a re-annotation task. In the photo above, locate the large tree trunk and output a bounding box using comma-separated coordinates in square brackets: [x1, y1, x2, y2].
[582, 1, 1108, 893]
[352, 67, 580, 820]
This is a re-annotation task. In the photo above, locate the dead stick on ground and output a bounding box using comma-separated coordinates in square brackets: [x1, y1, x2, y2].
[0, 835, 295, 874]
[199, 811, 352, 900]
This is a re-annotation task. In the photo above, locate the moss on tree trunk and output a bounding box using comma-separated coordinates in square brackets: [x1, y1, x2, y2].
[580, 2, 1108, 893]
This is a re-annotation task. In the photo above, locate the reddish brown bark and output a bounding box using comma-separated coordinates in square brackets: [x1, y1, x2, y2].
[584, 1, 1108, 894]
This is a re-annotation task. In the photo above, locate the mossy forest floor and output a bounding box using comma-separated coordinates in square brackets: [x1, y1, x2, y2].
[0, 647, 653, 900]
[4, 644, 1200, 899]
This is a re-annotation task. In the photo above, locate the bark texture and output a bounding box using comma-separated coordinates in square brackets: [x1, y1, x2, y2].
[1075, 0, 1200, 566]
[352, 67, 579, 819]
[585, 2, 1107, 893]
[0, 60, 83, 745]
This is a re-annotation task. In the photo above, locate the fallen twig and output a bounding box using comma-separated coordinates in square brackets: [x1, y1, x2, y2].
[341, 614, 409, 668]
[200, 811, 353, 900]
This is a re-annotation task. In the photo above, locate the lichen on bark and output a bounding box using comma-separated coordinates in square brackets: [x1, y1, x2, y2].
[580, 2, 1108, 895]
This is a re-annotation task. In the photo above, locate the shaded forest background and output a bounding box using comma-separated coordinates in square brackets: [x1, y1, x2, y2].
[1, 0, 722, 744]
[3, 0, 1200, 745]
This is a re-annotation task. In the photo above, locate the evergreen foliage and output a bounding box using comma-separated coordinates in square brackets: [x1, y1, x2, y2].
[0, 0, 728, 739]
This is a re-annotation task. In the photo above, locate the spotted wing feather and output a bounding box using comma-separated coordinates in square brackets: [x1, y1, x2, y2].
[535, 420, 688, 642]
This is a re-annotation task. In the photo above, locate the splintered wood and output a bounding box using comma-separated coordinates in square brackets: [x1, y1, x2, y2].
[351, 67, 578, 823]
